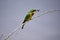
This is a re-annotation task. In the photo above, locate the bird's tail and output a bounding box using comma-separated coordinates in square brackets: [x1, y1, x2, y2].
[22, 23, 25, 29]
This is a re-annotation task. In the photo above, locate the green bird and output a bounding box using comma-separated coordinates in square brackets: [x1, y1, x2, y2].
[22, 9, 39, 29]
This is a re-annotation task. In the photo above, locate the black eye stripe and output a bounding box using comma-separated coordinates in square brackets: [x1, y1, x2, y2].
[31, 10, 36, 12]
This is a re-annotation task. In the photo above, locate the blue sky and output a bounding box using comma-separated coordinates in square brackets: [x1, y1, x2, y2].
[0, 0, 60, 40]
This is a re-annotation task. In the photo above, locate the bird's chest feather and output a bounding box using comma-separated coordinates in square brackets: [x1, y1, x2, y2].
[30, 13, 34, 19]
[27, 13, 34, 21]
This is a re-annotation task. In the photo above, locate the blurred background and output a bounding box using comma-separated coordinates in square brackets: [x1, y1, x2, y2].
[0, 0, 60, 40]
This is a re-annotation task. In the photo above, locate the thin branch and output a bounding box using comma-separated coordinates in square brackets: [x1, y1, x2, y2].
[4, 25, 22, 40]
[32, 9, 60, 20]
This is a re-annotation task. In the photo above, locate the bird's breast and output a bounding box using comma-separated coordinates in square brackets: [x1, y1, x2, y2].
[30, 13, 34, 19]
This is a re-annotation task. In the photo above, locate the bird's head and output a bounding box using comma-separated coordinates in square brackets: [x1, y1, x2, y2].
[30, 9, 40, 13]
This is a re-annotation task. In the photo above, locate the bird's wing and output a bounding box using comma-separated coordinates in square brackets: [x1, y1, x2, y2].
[23, 13, 30, 23]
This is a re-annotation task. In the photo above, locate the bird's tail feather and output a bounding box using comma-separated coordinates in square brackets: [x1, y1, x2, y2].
[22, 23, 25, 29]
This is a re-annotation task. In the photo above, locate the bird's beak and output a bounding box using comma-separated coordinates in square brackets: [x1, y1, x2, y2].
[36, 9, 40, 12]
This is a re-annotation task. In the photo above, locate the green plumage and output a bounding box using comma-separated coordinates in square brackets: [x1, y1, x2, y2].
[23, 13, 30, 23]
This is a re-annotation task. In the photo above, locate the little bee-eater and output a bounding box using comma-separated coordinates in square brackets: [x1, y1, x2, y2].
[22, 9, 39, 29]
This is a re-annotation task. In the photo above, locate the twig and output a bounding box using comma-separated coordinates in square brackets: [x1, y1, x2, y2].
[4, 25, 22, 40]
[32, 9, 60, 20]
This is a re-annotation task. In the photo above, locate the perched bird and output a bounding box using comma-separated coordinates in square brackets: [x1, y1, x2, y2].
[22, 9, 39, 29]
